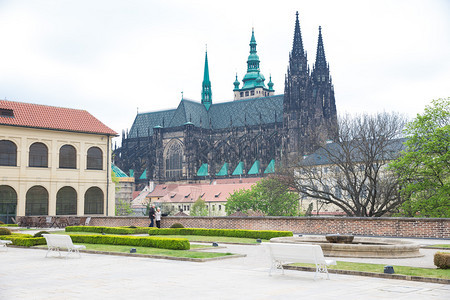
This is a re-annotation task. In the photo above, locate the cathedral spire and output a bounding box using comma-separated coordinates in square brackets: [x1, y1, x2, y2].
[201, 49, 212, 110]
[292, 11, 305, 58]
[314, 26, 327, 71]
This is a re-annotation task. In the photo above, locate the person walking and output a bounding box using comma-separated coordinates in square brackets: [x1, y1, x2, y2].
[148, 204, 156, 227]
[155, 207, 162, 228]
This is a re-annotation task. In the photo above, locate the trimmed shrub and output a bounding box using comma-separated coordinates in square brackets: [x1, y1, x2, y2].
[0, 228, 12, 235]
[148, 228, 293, 239]
[34, 231, 50, 238]
[170, 223, 184, 228]
[0, 235, 45, 247]
[434, 252, 450, 269]
[65, 226, 149, 234]
[68, 234, 190, 250]
[0, 221, 4, 224]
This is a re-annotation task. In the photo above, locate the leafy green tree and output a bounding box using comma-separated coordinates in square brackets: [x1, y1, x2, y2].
[390, 98, 450, 217]
[225, 178, 300, 216]
[115, 199, 133, 216]
[190, 197, 208, 216]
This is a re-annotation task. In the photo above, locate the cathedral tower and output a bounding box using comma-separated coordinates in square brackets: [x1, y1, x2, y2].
[283, 12, 337, 161]
[233, 29, 274, 100]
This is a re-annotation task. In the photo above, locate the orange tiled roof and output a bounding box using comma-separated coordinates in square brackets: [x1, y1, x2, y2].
[0, 100, 117, 135]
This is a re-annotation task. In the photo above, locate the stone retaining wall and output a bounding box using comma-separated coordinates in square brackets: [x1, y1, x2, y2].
[89, 216, 450, 239]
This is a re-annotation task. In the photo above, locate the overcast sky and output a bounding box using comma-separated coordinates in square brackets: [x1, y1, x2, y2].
[1, 0, 449, 144]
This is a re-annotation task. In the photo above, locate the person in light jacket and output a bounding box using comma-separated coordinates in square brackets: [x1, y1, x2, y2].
[155, 207, 162, 228]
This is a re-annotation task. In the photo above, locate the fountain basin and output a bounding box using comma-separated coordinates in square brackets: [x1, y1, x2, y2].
[270, 236, 423, 258]
[325, 234, 354, 244]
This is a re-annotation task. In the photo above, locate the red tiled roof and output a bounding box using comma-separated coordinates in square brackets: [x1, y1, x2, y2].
[0, 100, 117, 135]
[155, 181, 258, 204]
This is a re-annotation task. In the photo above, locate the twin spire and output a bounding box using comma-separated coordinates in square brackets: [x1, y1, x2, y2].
[201, 12, 329, 106]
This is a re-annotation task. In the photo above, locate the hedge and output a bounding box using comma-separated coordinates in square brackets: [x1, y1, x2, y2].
[66, 226, 149, 234]
[148, 228, 293, 239]
[68, 234, 190, 250]
[0, 235, 45, 247]
[0, 224, 19, 227]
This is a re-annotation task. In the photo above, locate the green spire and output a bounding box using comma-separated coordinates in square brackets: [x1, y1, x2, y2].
[201, 49, 212, 110]
[247, 28, 260, 73]
[233, 73, 240, 90]
[241, 28, 266, 90]
[268, 74, 274, 91]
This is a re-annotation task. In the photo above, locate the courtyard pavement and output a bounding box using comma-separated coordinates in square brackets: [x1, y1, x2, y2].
[0, 233, 449, 299]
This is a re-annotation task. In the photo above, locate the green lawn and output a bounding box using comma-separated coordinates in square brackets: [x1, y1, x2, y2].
[290, 261, 450, 279]
[425, 244, 450, 248]
[36, 243, 230, 259]
[148, 234, 268, 244]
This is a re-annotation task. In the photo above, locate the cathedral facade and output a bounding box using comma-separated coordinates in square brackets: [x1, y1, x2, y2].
[114, 12, 337, 184]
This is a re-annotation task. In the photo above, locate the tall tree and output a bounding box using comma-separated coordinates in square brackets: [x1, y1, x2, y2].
[225, 177, 300, 216]
[278, 112, 407, 217]
[390, 98, 450, 217]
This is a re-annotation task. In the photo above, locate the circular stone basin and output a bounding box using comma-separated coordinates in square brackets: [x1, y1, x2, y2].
[325, 234, 354, 244]
[270, 236, 423, 258]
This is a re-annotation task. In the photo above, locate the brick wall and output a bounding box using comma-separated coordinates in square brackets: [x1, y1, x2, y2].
[89, 216, 450, 239]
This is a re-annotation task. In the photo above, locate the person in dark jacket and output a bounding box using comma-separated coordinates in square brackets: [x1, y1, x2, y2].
[148, 204, 156, 227]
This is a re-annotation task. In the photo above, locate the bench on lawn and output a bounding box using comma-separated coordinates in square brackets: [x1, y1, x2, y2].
[264, 242, 336, 280]
[0, 240, 12, 251]
[42, 234, 86, 258]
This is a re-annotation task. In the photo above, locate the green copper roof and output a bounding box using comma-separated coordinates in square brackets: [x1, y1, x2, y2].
[201, 51, 212, 110]
[128, 95, 284, 138]
[111, 164, 129, 178]
[197, 163, 209, 176]
[139, 169, 147, 179]
[248, 160, 260, 175]
[264, 159, 275, 174]
[129, 169, 134, 177]
[232, 161, 244, 176]
[216, 162, 229, 176]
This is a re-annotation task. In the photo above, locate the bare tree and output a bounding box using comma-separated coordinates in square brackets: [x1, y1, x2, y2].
[278, 112, 407, 217]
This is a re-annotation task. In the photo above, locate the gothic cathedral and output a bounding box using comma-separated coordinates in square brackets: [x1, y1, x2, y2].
[114, 12, 337, 184]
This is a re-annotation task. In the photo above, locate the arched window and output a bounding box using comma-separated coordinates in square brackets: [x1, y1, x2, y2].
[25, 186, 48, 216]
[59, 144, 76, 169]
[84, 187, 104, 214]
[87, 147, 103, 170]
[165, 141, 183, 179]
[56, 187, 77, 215]
[29, 142, 48, 167]
[0, 185, 17, 224]
[0, 140, 17, 166]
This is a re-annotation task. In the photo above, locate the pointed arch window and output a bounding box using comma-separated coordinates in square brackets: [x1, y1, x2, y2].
[165, 141, 183, 179]
[0, 140, 17, 166]
[29, 142, 48, 167]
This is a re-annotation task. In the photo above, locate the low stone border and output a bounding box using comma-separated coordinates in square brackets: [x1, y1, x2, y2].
[422, 246, 450, 250]
[283, 265, 450, 284]
[10, 245, 246, 262]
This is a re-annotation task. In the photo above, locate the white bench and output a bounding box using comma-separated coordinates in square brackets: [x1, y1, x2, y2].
[42, 234, 86, 258]
[0, 240, 12, 251]
[264, 242, 336, 280]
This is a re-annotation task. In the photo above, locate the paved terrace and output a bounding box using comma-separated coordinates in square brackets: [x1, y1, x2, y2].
[0, 235, 449, 299]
